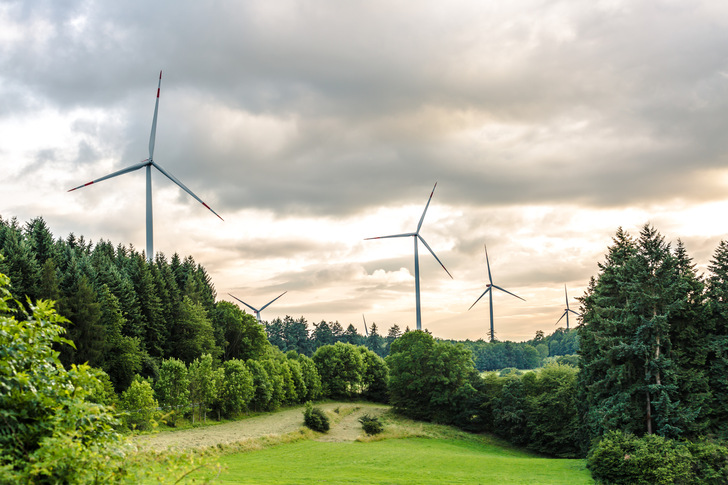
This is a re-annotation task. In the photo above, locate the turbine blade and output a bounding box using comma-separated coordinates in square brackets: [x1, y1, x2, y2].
[484, 244, 493, 285]
[492, 284, 526, 301]
[468, 286, 491, 311]
[68, 160, 149, 191]
[568, 309, 581, 316]
[362, 314, 368, 336]
[228, 293, 259, 313]
[149, 70, 162, 160]
[418, 235, 453, 279]
[260, 291, 287, 311]
[152, 161, 224, 220]
[416, 182, 438, 233]
[365, 233, 416, 240]
[556, 310, 567, 325]
[564, 284, 570, 310]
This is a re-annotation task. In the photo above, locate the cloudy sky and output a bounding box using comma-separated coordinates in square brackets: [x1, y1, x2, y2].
[3, 0, 728, 341]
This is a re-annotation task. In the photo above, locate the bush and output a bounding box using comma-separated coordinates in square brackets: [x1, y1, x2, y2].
[303, 402, 330, 432]
[587, 431, 728, 484]
[359, 414, 384, 435]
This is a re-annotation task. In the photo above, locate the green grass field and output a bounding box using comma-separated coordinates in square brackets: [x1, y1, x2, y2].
[144, 406, 594, 484]
[208, 438, 593, 484]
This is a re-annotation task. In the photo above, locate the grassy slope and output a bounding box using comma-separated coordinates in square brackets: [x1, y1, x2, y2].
[184, 409, 594, 484]
[213, 438, 592, 484]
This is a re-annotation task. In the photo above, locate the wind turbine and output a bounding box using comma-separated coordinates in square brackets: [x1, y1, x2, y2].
[362, 314, 369, 337]
[68, 71, 223, 261]
[556, 285, 580, 330]
[469, 244, 525, 342]
[366, 183, 452, 331]
[228, 291, 287, 323]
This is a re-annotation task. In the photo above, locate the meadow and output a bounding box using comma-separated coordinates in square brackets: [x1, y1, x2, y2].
[208, 438, 593, 484]
[163, 405, 594, 484]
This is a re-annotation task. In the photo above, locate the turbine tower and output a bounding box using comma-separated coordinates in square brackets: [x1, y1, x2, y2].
[228, 291, 287, 323]
[556, 285, 580, 330]
[69, 71, 223, 261]
[469, 243, 525, 342]
[366, 183, 452, 331]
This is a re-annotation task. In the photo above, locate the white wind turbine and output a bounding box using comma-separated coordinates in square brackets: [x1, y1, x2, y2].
[366, 183, 452, 330]
[469, 244, 525, 342]
[228, 291, 287, 323]
[362, 314, 369, 337]
[68, 71, 223, 261]
[556, 285, 580, 330]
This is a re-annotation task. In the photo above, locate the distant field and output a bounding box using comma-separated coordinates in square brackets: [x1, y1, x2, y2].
[210, 438, 593, 484]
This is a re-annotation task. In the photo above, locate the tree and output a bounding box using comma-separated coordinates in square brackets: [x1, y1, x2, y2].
[357, 346, 389, 402]
[366, 322, 385, 357]
[246, 359, 273, 411]
[312, 342, 364, 399]
[312, 320, 334, 350]
[704, 240, 728, 439]
[119, 376, 158, 431]
[0, 271, 131, 482]
[342, 324, 364, 346]
[525, 364, 581, 457]
[296, 354, 323, 402]
[579, 225, 705, 442]
[212, 301, 269, 361]
[155, 358, 190, 425]
[62, 274, 104, 367]
[171, 296, 219, 363]
[217, 359, 254, 418]
[97, 284, 143, 392]
[387, 331, 477, 424]
[188, 353, 218, 423]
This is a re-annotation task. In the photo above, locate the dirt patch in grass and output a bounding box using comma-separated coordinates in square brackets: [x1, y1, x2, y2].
[134, 402, 389, 452]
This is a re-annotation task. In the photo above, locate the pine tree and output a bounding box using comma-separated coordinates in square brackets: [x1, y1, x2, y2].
[705, 240, 728, 439]
[579, 225, 705, 442]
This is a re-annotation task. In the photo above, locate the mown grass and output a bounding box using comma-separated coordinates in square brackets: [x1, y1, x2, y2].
[206, 438, 593, 484]
[175, 411, 593, 484]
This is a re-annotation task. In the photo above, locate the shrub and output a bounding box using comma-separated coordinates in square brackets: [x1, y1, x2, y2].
[359, 414, 384, 435]
[303, 402, 330, 432]
[586, 431, 728, 484]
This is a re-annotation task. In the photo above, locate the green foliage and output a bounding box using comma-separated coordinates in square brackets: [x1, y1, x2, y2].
[120, 375, 158, 431]
[246, 359, 273, 411]
[587, 431, 728, 485]
[302, 402, 330, 432]
[218, 359, 254, 417]
[358, 346, 389, 402]
[155, 357, 190, 425]
[313, 342, 364, 399]
[387, 331, 477, 424]
[579, 225, 711, 442]
[296, 354, 323, 402]
[524, 364, 581, 457]
[188, 353, 218, 423]
[0, 270, 131, 483]
[212, 301, 270, 361]
[172, 296, 220, 363]
[358, 414, 384, 435]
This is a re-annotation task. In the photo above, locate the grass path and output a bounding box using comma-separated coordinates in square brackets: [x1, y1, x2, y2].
[134, 402, 386, 451]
